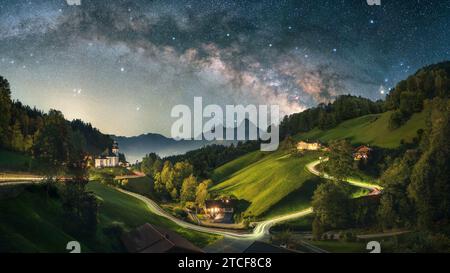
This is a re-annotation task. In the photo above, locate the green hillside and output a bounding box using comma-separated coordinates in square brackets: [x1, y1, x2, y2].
[296, 109, 427, 148]
[0, 187, 80, 252]
[0, 182, 218, 252]
[211, 150, 323, 218]
[211, 151, 267, 182]
[0, 149, 35, 172]
[87, 182, 219, 247]
[210, 108, 427, 219]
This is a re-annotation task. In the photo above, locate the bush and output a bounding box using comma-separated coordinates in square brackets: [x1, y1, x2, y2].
[388, 110, 407, 129]
[342, 231, 357, 242]
[26, 180, 60, 199]
[102, 221, 126, 238]
[173, 207, 188, 219]
[312, 218, 324, 240]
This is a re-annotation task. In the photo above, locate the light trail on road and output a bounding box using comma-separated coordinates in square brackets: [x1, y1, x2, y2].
[0, 158, 382, 244]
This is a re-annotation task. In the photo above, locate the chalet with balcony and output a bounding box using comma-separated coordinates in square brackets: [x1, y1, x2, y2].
[297, 141, 323, 151]
[353, 145, 372, 161]
[204, 198, 235, 223]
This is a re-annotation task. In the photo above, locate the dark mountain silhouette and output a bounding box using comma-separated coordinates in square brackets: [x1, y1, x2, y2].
[113, 118, 267, 163]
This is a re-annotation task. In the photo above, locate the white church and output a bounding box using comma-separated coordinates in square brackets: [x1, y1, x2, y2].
[95, 141, 120, 168]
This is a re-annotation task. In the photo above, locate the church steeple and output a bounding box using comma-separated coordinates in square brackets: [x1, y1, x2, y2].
[112, 141, 119, 155]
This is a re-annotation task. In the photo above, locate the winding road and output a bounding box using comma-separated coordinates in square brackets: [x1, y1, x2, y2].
[0, 157, 382, 249]
[116, 158, 381, 241]
[117, 187, 313, 240]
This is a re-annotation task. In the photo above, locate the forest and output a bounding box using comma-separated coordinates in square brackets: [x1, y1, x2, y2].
[0, 76, 112, 171]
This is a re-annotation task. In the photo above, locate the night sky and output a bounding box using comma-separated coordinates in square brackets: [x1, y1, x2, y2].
[0, 0, 449, 136]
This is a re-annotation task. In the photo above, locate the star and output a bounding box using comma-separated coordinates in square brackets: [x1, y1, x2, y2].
[72, 88, 82, 96]
[0, 0, 447, 138]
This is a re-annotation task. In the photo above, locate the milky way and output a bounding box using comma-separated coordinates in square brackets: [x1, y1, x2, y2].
[0, 0, 449, 136]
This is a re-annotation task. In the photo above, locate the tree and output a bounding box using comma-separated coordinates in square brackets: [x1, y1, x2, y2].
[62, 178, 98, 237]
[312, 181, 351, 229]
[159, 161, 175, 197]
[408, 98, 450, 230]
[377, 150, 418, 229]
[98, 172, 115, 186]
[153, 172, 166, 195]
[68, 130, 87, 164]
[196, 179, 212, 207]
[10, 121, 24, 151]
[173, 161, 194, 190]
[0, 76, 12, 147]
[180, 175, 198, 204]
[281, 136, 297, 153]
[378, 99, 450, 231]
[141, 153, 162, 177]
[388, 110, 405, 129]
[119, 153, 126, 163]
[33, 110, 73, 172]
[312, 218, 325, 240]
[326, 140, 353, 182]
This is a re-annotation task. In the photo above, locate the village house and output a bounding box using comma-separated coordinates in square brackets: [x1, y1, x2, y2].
[297, 141, 323, 151]
[204, 198, 235, 223]
[353, 145, 372, 161]
[94, 141, 120, 168]
[121, 223, 203, 253]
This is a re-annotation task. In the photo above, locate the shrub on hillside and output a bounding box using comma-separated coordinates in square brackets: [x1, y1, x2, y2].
[102, 221, 126, 238]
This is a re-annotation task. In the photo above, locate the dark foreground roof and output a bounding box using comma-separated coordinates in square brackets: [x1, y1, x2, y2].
[243, 241, 298, 253]
[121, 223, 204, 253]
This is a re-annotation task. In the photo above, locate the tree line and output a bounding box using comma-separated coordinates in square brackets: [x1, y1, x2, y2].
[1, 75, 114, 240]
[386, 61, 450, 129]
[280, 95, 384, 139]
[164, 141, 260, 179]
[0, 76, 112, 167]
[139, 153, 213, 208]
[311, 98, 450, 251]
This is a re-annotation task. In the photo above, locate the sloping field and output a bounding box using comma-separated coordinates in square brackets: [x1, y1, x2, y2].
[211, 151, 322, 218]
[297, 110, 427, 148]
[0, 182, 218, 252]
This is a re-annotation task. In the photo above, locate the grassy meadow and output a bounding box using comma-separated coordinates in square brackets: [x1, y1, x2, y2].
[0, 182, 219, 253]
[211, 150, 323, 218]
[0, 149, 35, 172]
[296, 109, 427, 148]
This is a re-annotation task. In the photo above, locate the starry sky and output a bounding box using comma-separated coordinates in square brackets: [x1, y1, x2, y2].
[0, 0, 449, 137]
